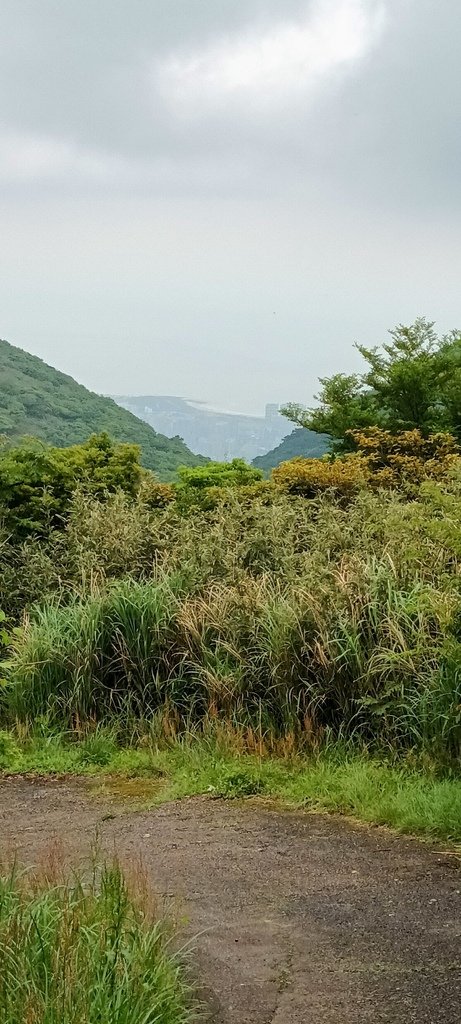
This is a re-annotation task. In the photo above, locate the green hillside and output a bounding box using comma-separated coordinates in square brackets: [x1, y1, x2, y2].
[253, 427, 329, 472]
[0, 339, 206, 479]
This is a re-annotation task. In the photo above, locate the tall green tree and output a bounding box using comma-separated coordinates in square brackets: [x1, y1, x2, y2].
[283, 319, 461, 451]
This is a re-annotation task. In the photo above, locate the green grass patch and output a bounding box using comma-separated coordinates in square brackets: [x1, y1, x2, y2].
[1, 728, 461, 844]
[142, 739, 461, 842]
[0, 859, 194, 1024]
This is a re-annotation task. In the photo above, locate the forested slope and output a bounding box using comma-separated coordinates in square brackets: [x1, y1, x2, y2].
[0, 339, 206, 478]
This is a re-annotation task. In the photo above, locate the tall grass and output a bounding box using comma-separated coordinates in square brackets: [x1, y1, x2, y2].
[3, 482, 461, 761]
[6, 577, 186, 723]
[5, 567, 460, 760]
[0, 860, 193, 1024]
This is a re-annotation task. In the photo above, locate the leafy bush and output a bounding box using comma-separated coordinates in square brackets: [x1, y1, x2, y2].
[0, 432, 143, 537]
[176, 459, 262, 510]
[213, 766, 266, 798]
[138, 475, 176, 509]
[272, 429, 461, 499]
[177, 459, 262, 490]
[272, 453, 369, 497]
[349, 427, 460, 489]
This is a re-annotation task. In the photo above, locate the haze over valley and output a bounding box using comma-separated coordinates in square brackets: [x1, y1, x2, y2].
[114, 395, 297, 461]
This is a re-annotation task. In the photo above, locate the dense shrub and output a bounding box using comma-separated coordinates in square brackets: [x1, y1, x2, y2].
[272, 429, 461, 499]
[177, 459, 262, 490]
[349, 427, 461, 489]
[138, 475, 176, 509]
[272, 453, 368, 497]
[176, 459, 263, 510]
[272, 428, 458, 499]
[0, 432, 143, 537]
[5, 555, 461, 759]
[6, 577, 187, 722]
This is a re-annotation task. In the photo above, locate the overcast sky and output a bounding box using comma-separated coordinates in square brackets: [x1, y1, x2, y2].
[0, 0, 460, 413]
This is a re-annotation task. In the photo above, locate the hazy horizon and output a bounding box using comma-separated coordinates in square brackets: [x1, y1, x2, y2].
[110, 393, 284, 418]
[1, 1, 460, 414]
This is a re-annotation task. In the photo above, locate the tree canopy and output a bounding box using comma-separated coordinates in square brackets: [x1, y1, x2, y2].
[283, 319, 461, 451]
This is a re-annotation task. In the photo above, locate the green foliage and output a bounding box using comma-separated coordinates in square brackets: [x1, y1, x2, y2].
[6, 577, 187, 722]
[138, 475, 176, 509]
[0, 432, 143, 536]
[176, 458, 263, 510]
[283, 318, 461, 450]
[283, 373, 378, 453]
[0, 730, 21, 770]
[0, 337, 207, 478]
[0, 609, 10, 689]
[154, 736, 461, 840]
[0, 861, 193, 1024]
[4, 516, 461, 762]
[177, 458, 262, 490]
[0, 610, 8, 648]
[213, 766, 266, 798]
[3, 420, 461, 764]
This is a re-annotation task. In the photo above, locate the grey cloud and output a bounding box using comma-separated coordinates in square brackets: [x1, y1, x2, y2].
[0, 1, 459, 414]
[1, 0, 458, 211]
[1, 0, 456, 210]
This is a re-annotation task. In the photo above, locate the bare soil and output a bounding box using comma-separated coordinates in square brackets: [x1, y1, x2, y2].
[0, 776, 460, 1022]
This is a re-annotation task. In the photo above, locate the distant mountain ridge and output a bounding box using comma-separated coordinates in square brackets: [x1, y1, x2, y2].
[252, 427, 329, 472]
[113, 394, 292, 461]
[0, 340, 206, 479]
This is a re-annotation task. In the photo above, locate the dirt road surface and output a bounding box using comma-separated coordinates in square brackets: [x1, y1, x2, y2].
[0, 777, 460, 1022]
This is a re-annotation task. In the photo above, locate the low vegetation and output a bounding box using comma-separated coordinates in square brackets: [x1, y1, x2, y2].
[0, 859, 193, 1024]
[1, 727, 461, 841]
[2, 443, 461, 766]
